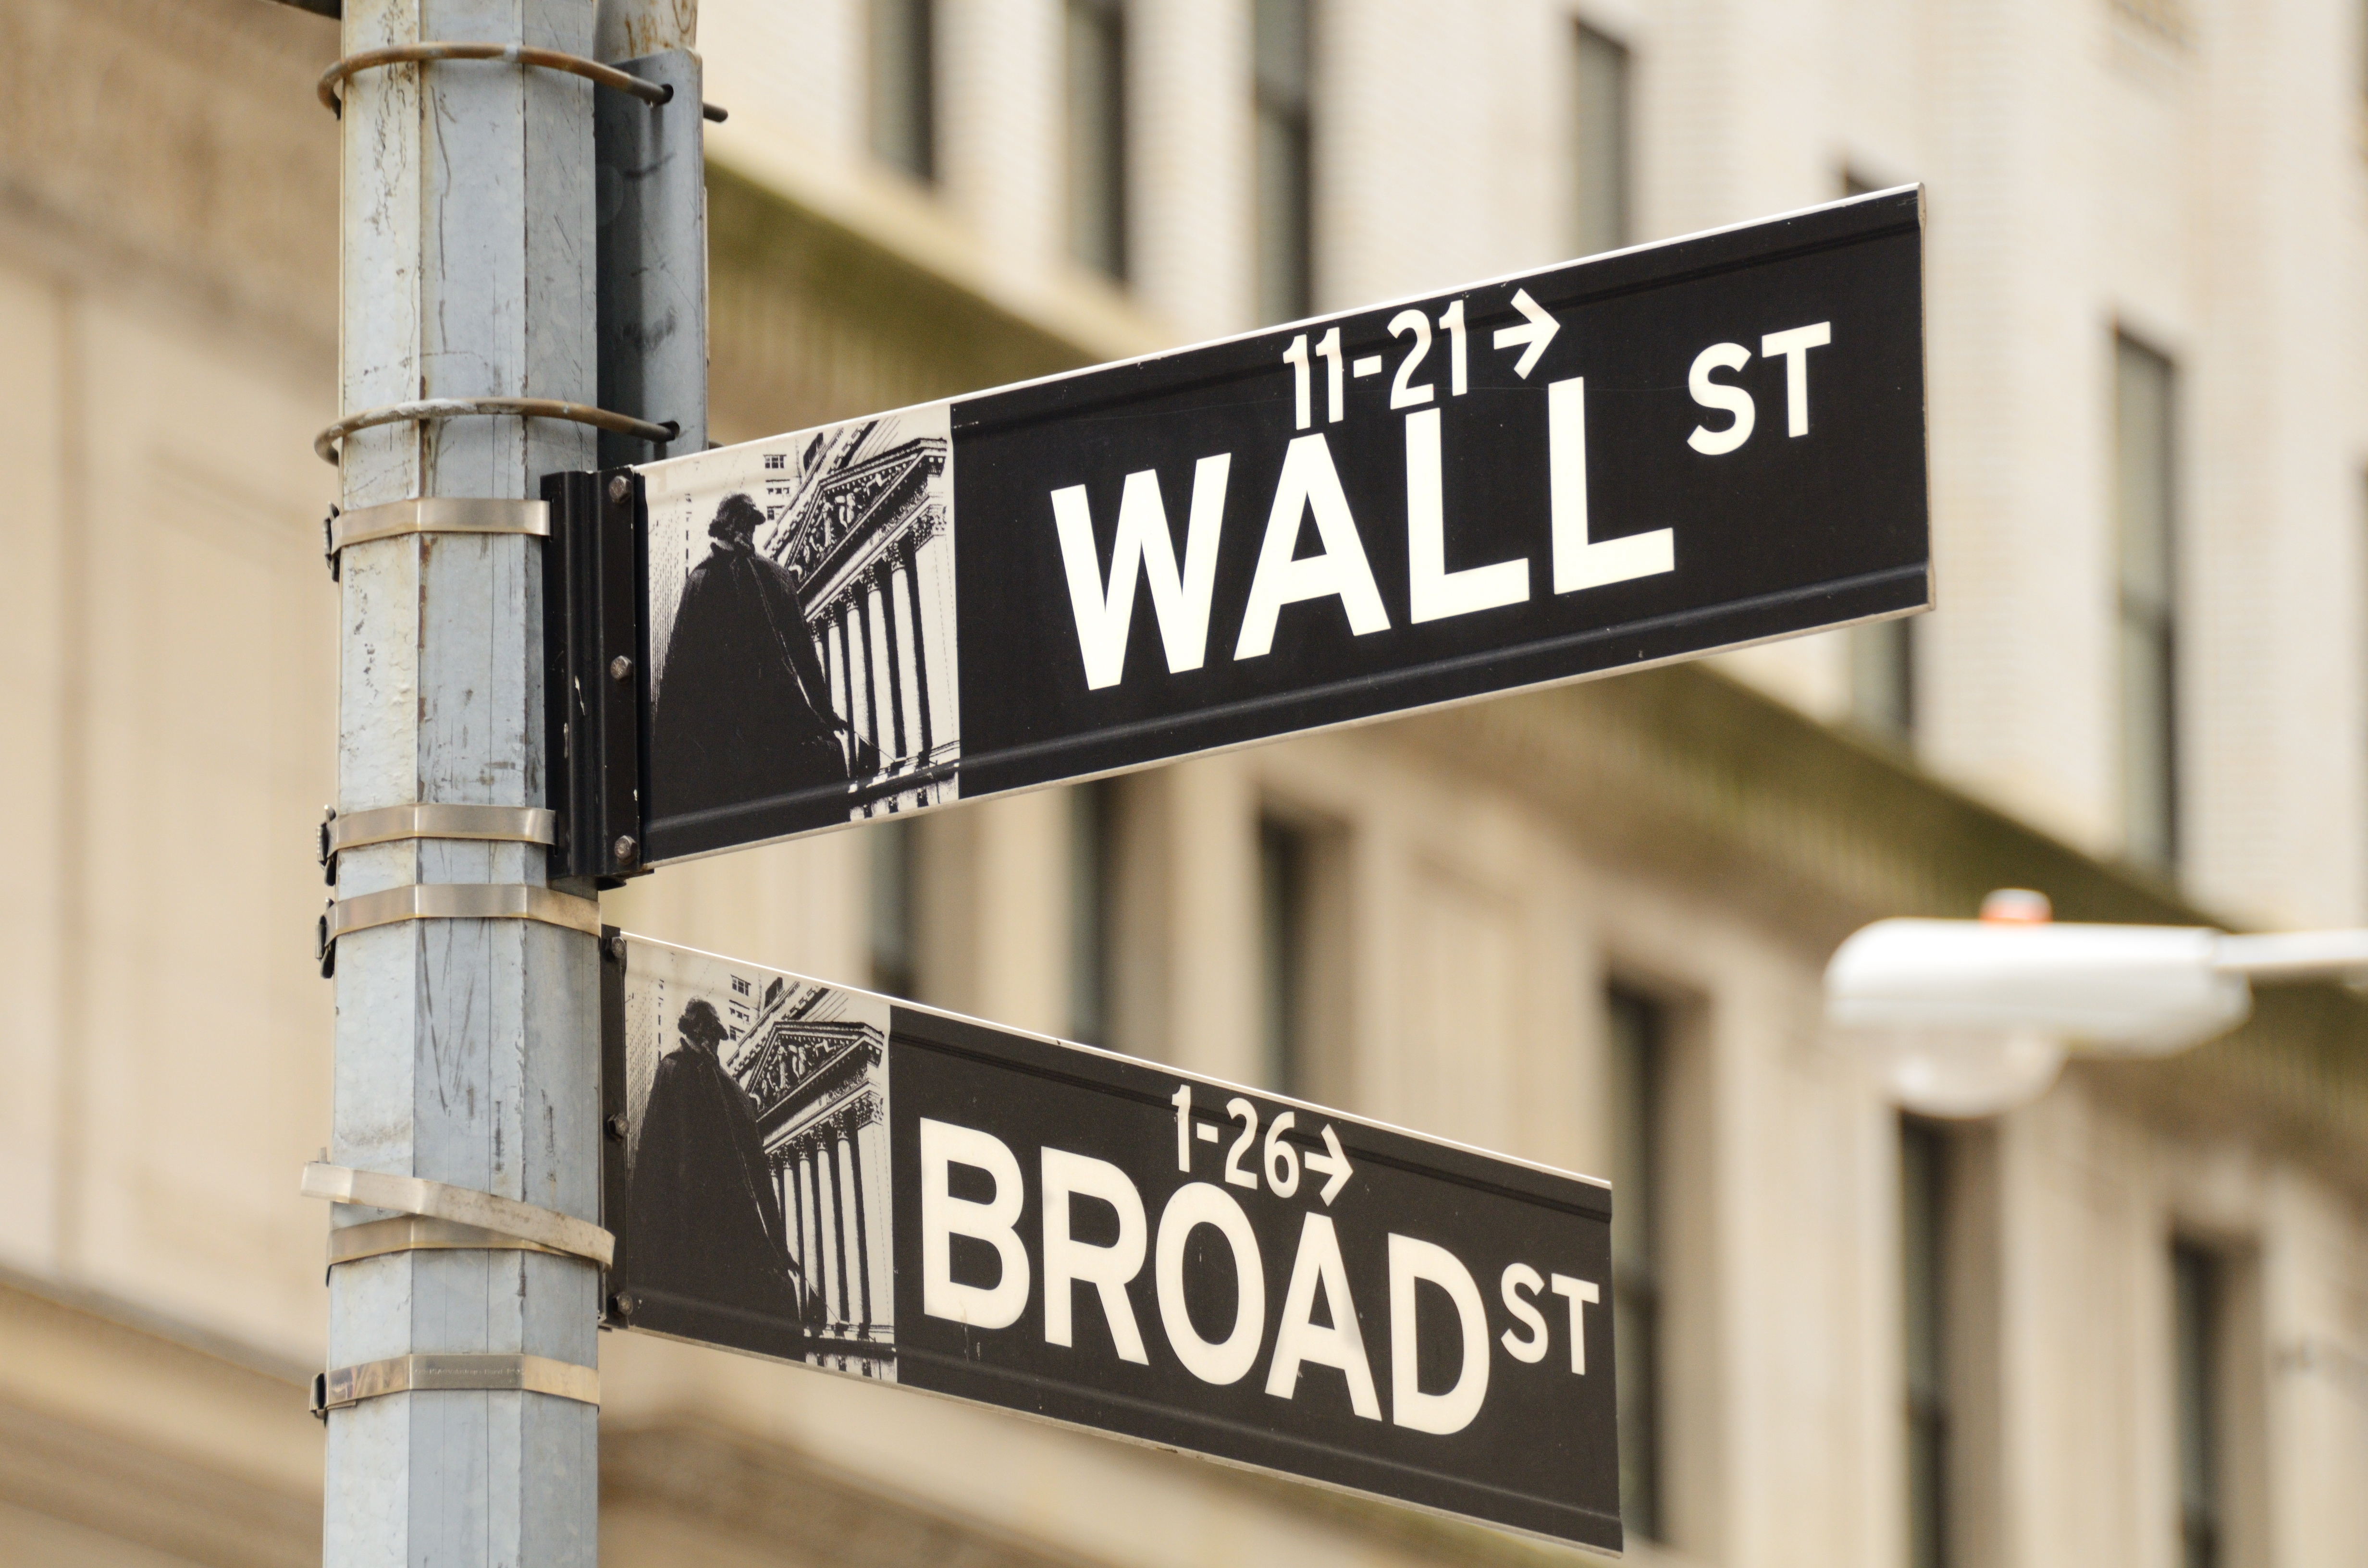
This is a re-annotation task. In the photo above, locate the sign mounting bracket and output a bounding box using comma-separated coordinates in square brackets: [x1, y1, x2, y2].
[543, 469, 649, 887]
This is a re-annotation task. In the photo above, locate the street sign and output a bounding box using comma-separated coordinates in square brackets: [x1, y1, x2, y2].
[602, 185, 1925, 866]
[599, 930, 1620, 1550]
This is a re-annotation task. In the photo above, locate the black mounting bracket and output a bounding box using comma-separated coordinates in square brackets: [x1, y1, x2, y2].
[543, 469, 649, 887]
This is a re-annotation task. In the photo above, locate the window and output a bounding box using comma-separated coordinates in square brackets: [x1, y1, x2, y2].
[1853, 619, 1917, 740]
[1570, 22, 1632, 257]
[1606, 985, 1665, 1541]
[2172, 1243, 2223, 1568]
[870, 817, 919, 999]
[2115, 333, 2179, 869]
[1253, 0, 1313, 323]
[1069, 781, 1116, 1043]
[1901, 1119, 1952, 1568]
[868, 0, 936, 182]
[1064, 0, 1128, 281]
[1258, 816, 1310, 1093]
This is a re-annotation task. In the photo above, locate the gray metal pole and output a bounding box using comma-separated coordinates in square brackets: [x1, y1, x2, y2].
[326, 0, 604, 1560]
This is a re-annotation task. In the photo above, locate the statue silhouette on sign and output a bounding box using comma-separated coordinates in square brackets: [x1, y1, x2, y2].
[628, 997, 803, 1332]
[650, 492, 852, 819]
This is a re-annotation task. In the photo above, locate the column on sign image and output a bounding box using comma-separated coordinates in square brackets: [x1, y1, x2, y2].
[814, 1125, 845, 1333]
[890, 560, 926, 779]
[824, 587, 867, 775]
[819, 539, 951, 814]
[800, 1139, 827, 1322]
[911, 527, 958, 760]
[837, 1114, 868, 1330]
[855, 1100, 894, 1343]
[787, 1144, 810, 1313]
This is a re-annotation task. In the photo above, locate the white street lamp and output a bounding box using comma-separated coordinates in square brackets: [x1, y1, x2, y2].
[1825, 890, 2368, 1117]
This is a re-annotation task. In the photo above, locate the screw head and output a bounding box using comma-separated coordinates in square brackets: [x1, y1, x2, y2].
[609, 1291, 637, 1321]
[613, 834, 638, 865]
[608, 654, 633, 683]
[605, 1112, 630, 1142]
[606, 932, 627, 962]
[606, 474, 630, 503]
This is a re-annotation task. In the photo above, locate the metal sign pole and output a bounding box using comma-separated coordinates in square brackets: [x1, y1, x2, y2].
[315, 0, 672, 1559]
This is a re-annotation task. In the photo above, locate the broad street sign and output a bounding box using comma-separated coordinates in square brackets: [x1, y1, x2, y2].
[600, 930, 1620, 1550]
[566, 185, 1924, 870]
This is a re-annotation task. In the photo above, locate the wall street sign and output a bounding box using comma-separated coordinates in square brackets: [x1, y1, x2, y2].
[601, 930, 1621, 1551]
[589, 185, 1925, 868]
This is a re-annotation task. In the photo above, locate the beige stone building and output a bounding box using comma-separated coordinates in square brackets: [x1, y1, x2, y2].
[1, 1, 2364, 1567]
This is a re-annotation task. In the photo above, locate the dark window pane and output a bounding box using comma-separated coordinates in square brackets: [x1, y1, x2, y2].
[1901, 1119, 1950, 1568]
[1258, 816, 1308, 1094]
[2173, 1243, 2221, 1568]
[1606, 985, 1663, 1542]
[1852, 615, 1917, 740]
[1070, 781, 1114, 1043]
[869, 0, 936, 181]
[1065, 0, 1128, 280]
[1253, 0, 1312, 322]
[1571, 23, 1631, 257]
[870, 817, 918, 999]
[2115, 334, 2178, 868]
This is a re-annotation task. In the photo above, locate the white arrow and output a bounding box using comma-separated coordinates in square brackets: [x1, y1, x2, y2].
[1492, 287, 1561, 380]
[1304, 1122, 1355, 1206]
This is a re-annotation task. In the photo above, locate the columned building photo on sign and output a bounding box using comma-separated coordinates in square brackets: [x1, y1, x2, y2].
[759, 416, 960, 818]
[734, 977, 897, 1373]
[1, 2, 2364, 1567]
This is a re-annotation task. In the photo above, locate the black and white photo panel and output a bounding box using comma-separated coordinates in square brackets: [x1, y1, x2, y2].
[641, 403, 959, 851]
[613, 933, 897, 1379]
[604, 929, 1622, 1552]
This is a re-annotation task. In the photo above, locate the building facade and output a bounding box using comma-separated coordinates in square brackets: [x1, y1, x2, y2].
[0, 2, 2364, 1568]
[737, 983, 897, 1370]
[760, 418, 961, 815]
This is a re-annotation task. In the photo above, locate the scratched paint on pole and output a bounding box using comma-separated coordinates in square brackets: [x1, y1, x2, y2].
[631, 186, 1926, 864]
[602, 931, 1620, 1552]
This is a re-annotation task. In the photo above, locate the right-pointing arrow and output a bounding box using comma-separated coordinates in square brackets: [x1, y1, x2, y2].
[1304, 1123, 1354, 1205]
[1492, 288, 1561, 380]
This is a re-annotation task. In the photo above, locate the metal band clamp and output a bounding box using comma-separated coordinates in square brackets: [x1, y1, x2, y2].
[311, 1354, 599, 1418]
[317, 41, 726, 122]
[316, 883, 600, 978]
[320, 42, 668, 115]
[303, 1161, 614, 1268]
[314, 397, 678, 466]
[320, 803, 559, 882]
[328, 1213, 582, 1273]
[332, 495, 549, 549]
[321, 495, 552, 581]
